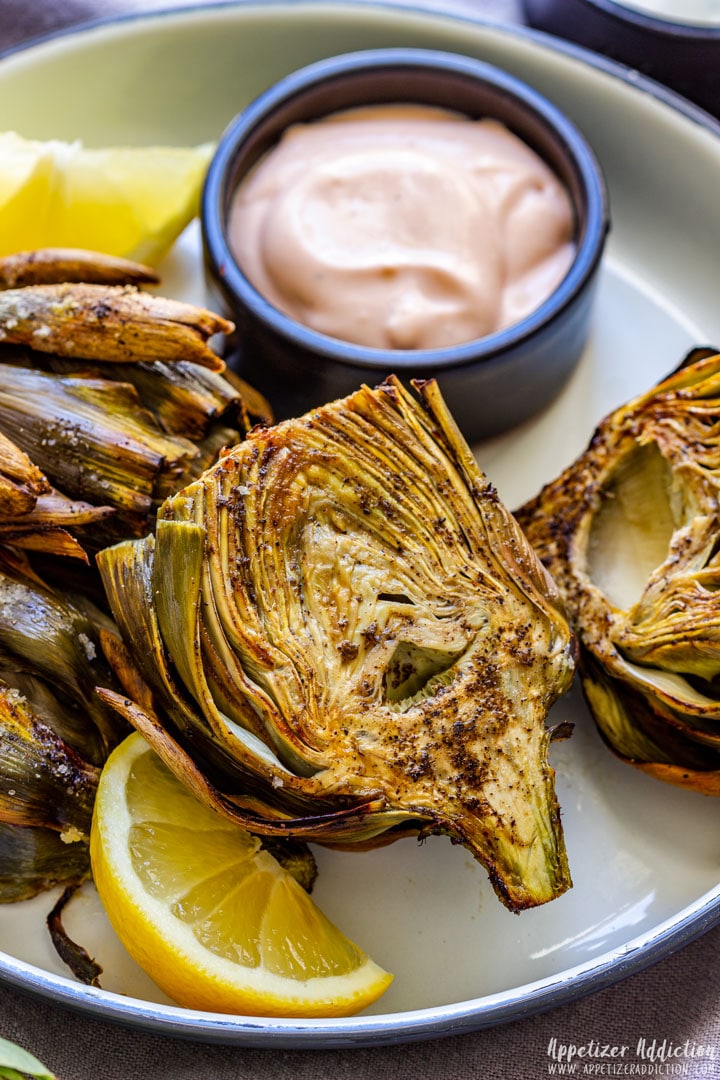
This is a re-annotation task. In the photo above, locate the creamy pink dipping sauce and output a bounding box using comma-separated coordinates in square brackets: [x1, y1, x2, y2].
[227, 104, 576, 351]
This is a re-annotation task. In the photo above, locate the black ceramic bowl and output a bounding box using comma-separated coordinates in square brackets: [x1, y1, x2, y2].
[523, 0, 720, 118]
[202, 48, 609, 442]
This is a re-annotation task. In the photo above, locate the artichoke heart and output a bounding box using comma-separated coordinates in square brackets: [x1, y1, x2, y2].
[516, 350, 720, 793]
[98, 377, 575, 911]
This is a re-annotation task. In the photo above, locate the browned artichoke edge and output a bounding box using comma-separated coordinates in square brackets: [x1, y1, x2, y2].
[516, 349, 720, 795]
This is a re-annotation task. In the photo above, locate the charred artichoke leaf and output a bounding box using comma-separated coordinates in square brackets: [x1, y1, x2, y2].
[581, 657, 720, 764]
[1, 489, 113, 529]
[0, 681, 99, 902]
[0, 266, 268, 552]
[517, 351, 720, 789]
[47, 883, 103, 986]
[0, 430, 50, 516]
[36, 358, 269, 442]
[0, 560, 126, 760]
[0, 361, 260, 532]
[0, 661, 104, 766]
[88, 360, 270, 440]
[0, 557, 135, 902]
[0, 363, 204, 518]
[0, 821, 90, 902]
[99, 376, 575, 911]
[0, 247, 159, 289]
[583, 664, 720, 794]
[0, 683, 98, 832]
[0, 489, 116, 562]
[0, 283, 231, 370]
[0, 528, 88, 563]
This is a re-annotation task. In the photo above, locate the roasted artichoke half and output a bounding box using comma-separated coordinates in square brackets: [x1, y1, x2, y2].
[516, 349, 720, 794]
[98, 376, 575, 911]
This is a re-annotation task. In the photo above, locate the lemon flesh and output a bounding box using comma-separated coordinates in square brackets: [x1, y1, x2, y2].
[0, 132, 214, 264]
[90, 733, 392, 1017]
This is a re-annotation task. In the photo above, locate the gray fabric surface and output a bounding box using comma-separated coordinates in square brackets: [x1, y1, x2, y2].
[0, 2, 719, 1077]
[3, 926, 720, 1077]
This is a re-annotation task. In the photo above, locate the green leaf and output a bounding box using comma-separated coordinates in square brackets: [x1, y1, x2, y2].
[0, 1036, 56, 1079]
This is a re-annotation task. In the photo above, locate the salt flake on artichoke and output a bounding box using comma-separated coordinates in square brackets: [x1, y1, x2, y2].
[98, 376, 575, 911]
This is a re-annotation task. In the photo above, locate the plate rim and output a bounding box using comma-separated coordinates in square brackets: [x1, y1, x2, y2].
[1, 0, 719, 137]
[3, 883, 720, 1047]
[1, 0, 720, 1047]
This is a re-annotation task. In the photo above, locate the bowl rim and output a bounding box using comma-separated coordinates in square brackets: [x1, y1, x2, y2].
[202, 45, 610, 373]
[566, 0, 720, 39]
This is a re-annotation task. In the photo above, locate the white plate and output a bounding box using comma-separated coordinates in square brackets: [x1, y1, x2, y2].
[1, 0, 720, 1049]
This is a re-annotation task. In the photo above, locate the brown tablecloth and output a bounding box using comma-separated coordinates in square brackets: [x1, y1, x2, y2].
[0, 2, 719, 1077]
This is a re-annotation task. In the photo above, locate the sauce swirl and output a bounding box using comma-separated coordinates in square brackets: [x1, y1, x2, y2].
[228, 104, 576, 351]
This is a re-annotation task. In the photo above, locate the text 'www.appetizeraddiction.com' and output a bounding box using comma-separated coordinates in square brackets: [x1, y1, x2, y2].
[545, 1038, 718, 1075]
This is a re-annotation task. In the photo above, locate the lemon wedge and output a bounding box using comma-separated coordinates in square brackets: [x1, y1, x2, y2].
[90, 732, 392, 1017]
[0, 132, 214, 264]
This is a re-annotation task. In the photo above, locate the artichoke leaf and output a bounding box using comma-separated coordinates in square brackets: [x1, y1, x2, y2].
[47, 883, 103, 986]
[0, 430, 50, 516]
[0, 283, 231, 370]
[0, 527, 90, 562]
[0, 563, 124, 758]
[618, 544, 720, 678]
[414, 379, 570, 630]
[0, 552, 136, 903]
[170, 487, 331, 773]
[94, 360, 261, 440]
[98, 536, 351, 814]
[0, 247, 159, 289]
[611, 652, 720, 717]
[5, 488, 114, 528]
[95, 536, 217, 744]
[0, 684, 98, 832]
[0, 662, 105, 765]
[0, 472, 37, 517]
[100, 377, 575, 911]
[17, 354, 270, 440]
[632, 760, 720, 794]
[153, 517, 300, 777]
[0, 821, 89, 902]
[0, 493, 115, 561]
[95, 687, 415, 844]
[0, 364, 202, 517]
[582, 666, 720, 793]
[583, 662, 690, 766]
